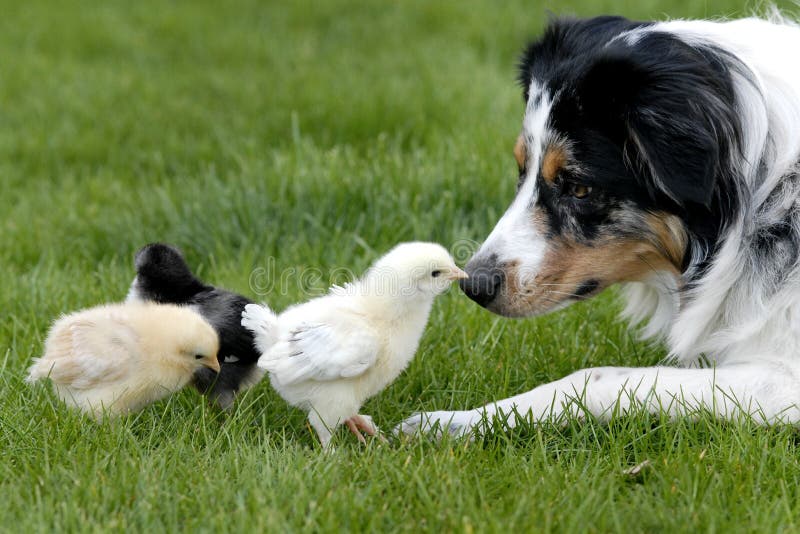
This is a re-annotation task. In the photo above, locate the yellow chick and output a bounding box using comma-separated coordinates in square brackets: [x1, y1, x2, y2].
[27, 302, 220, 420]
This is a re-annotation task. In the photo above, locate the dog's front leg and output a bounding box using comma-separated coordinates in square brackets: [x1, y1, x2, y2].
[396, 362, 800, 439]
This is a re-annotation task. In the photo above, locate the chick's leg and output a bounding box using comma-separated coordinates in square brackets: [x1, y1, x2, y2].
[308, 410, 335, 449]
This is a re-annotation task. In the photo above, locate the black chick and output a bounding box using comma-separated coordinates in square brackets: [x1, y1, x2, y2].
[128, 243, 263, 409]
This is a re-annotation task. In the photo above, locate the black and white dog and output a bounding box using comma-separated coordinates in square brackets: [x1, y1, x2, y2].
[400, 14, 800, 437]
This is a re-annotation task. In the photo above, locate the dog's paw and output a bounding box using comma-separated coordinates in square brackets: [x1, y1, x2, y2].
[394, 410, 480, 441]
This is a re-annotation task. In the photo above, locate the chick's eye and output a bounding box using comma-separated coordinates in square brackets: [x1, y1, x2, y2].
[431, 270, 442, 278]
[195, 354, 204, 360]
[566, 182, 593, 199]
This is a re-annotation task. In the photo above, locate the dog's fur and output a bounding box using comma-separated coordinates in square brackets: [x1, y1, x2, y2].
[399, 13, 800, 437]
[128, 243, 263, 409]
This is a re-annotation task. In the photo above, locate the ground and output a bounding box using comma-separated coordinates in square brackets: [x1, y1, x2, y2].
[2, 1, 800, 531]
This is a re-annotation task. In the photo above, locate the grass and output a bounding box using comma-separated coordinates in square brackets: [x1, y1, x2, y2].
[2, 0, 800, 531]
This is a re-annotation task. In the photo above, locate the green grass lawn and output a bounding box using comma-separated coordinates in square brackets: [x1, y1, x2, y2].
[3, 0, 800, 531]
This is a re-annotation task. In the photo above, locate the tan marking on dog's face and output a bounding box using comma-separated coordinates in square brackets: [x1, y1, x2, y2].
[513, 135, 526, 172]
[490, 211, 686, 317]
[645, 212, 687, 269]
[540, 144, 568, 185]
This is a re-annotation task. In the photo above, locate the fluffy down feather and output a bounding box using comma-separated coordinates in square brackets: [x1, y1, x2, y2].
[27, 302, 220, 420]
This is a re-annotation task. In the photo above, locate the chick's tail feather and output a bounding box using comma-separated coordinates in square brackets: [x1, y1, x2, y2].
[241, 303, 279, 356]
[25, 358, 49, 383]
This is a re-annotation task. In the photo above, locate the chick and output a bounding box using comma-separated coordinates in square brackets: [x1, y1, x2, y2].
[241, 242, 467, 448]
[128, 243, 263, 409]
[27, 302, 220, 420]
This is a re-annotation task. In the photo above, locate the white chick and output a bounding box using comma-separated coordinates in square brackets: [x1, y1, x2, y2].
[241, 242, 467, 448]
[27, 302, 220, 420]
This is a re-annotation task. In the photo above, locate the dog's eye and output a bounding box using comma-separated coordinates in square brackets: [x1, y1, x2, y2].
[566, 183, 593, 199]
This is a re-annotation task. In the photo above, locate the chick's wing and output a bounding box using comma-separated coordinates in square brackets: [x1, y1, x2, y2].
[262, 320, 379, 386]
[45, 313, 139, 389]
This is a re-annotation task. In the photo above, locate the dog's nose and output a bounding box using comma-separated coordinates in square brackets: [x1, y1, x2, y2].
[459, 254, 504, 308]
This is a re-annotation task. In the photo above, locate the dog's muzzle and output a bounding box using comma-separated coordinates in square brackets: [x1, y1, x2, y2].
[459, 253, 505, 308]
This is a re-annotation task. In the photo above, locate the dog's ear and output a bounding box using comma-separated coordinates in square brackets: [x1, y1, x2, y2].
[577, 36, 739, 208]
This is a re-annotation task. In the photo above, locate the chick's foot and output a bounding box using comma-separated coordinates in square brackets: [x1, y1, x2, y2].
[344, 414, 384, 444]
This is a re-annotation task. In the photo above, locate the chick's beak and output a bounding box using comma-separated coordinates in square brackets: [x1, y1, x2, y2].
[447, 267, 469, 281]
[205, 355, 221, 373]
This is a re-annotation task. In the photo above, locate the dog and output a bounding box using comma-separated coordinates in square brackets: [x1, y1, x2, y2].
[399, 13, 800, 438]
